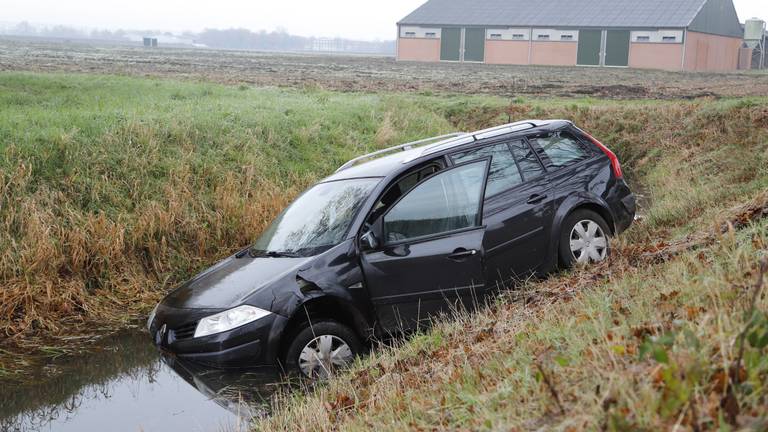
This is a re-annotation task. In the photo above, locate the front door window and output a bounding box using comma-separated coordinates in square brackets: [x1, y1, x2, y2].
[383, 160, 487, 243]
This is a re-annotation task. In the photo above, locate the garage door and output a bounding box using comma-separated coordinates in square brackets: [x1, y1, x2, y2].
[440, 28, 461, 61]
[604, 30, 630, 67]
[577, 30, 602, 66]
[463, 28, 485, 62]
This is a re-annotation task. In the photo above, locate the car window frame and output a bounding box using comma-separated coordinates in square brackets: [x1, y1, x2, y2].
[447, 137, 548, 200]
[380, 157, 491, 247]
[362, 158, 447, 226]
[449, 141, 526, 200]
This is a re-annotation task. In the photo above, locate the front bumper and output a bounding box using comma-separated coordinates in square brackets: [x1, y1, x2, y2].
[149, 304, 288, 367]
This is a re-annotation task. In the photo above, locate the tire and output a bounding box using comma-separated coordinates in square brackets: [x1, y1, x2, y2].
[558, 209, 611, 268]
[284, 320, 363, 379]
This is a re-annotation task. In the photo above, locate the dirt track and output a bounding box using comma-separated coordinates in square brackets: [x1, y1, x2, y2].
[1, 37, 768, 99]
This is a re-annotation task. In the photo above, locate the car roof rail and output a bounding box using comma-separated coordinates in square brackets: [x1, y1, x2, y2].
[471, 120, 543, 140]
[335, 132, 467, 173]
[412, 119, 544, 161]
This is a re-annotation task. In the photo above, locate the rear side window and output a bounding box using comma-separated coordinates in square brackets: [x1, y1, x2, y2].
[508, 140, 545, 180]
[529, 131, 591, 169]
[451, 143, 522, 197]
[384, 161, 486, 243]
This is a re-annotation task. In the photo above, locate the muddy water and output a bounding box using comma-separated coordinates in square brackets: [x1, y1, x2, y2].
[2, 331, 283, 432]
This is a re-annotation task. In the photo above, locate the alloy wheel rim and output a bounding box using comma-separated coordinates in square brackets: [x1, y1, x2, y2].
[569, 219, 608, 264]
[298, 334, 353, 378]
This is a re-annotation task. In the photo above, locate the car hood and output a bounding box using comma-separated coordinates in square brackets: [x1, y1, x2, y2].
[162, 253, 314, 310]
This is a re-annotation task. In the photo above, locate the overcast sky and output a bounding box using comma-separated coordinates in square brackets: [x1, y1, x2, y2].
[2, 0, 766, 40]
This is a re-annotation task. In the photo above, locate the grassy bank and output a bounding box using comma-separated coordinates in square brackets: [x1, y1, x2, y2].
[254, 99, 768, 429]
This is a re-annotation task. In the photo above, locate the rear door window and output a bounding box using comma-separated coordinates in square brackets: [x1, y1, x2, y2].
[451, 143, 522, 198]
[383, 160, 487, 243]
[529, 131, 591, 169]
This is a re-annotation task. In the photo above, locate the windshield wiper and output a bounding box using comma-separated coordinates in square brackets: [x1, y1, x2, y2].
[248, 249, 301, 258]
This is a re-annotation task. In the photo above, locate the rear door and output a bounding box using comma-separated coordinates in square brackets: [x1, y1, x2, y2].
[361, 160, 489, 332]
[452, 139, 553, 286]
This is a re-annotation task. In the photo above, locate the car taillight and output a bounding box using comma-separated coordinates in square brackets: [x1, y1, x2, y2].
[583, 131, 622, 179]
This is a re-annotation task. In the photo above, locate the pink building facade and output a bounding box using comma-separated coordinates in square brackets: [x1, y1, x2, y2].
[397, 28, 745, 71]
[396, 0, 747, 72]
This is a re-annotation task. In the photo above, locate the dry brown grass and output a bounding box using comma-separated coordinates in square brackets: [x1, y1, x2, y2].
[0, 163, 301, 338]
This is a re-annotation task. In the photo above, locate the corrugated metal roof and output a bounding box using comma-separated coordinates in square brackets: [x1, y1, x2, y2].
[398, 0, 709, 28]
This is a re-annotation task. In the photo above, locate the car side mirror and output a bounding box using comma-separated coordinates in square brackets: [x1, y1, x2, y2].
[359, 230, 379, 251]
[360, 218, 383, 251]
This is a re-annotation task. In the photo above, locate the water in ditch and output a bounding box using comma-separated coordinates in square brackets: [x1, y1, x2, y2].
[1, 330, 284, 432]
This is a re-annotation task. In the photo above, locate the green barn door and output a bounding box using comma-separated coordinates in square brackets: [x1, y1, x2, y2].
[605, 30, 630, 66]
[577, 30, 602, 66]
[440, 28, 461, 61]
[463, 28, 485, 62]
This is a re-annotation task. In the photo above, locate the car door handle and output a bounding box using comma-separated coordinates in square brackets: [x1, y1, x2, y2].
[527, 194, 547, 204]
[448, 248, 478, 261]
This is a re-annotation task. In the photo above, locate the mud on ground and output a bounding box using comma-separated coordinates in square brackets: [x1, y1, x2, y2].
[2, 38, 768, 99]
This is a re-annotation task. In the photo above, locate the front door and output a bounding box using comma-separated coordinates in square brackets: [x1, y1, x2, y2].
[440, 28, 461, 61]
[361, 160, 489, 333]
[604, 30, 630, 66]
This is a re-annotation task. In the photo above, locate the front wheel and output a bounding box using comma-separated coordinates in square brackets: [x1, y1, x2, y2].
[559, 209, 611, 268]
[284, 321, 363, 379]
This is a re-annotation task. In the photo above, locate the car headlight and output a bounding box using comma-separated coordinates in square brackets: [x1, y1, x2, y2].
[147, 304, 159, 331]
[194, 305, 272, 338]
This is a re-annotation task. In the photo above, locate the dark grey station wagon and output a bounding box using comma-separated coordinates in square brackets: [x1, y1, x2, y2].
[149, 119, 636, 377]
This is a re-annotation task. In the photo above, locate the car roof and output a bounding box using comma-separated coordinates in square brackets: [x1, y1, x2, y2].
[322, 119, 571, 183]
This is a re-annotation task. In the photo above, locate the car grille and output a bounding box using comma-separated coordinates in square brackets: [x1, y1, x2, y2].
[172, 321, 198, 340]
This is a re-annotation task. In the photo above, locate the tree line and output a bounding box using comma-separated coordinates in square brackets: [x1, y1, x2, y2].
[0, 22, 395, 54]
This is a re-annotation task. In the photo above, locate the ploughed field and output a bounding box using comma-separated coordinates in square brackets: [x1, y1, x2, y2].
[0, 60, 767, 430]
[2, 37, 768, 99]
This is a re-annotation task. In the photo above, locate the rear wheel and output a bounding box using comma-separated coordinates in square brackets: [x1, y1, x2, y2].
[284, 321, 362, 379]
[559, 209, 610, 267]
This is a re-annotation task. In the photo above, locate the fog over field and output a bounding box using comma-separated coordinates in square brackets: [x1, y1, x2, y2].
[2, 0, 766, 41]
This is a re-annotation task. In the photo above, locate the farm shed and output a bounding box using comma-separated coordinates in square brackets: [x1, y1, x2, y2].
[397, 0, 745, 71]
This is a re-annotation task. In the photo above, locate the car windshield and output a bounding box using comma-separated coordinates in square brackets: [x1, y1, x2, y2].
[251, 178, 380, 256]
